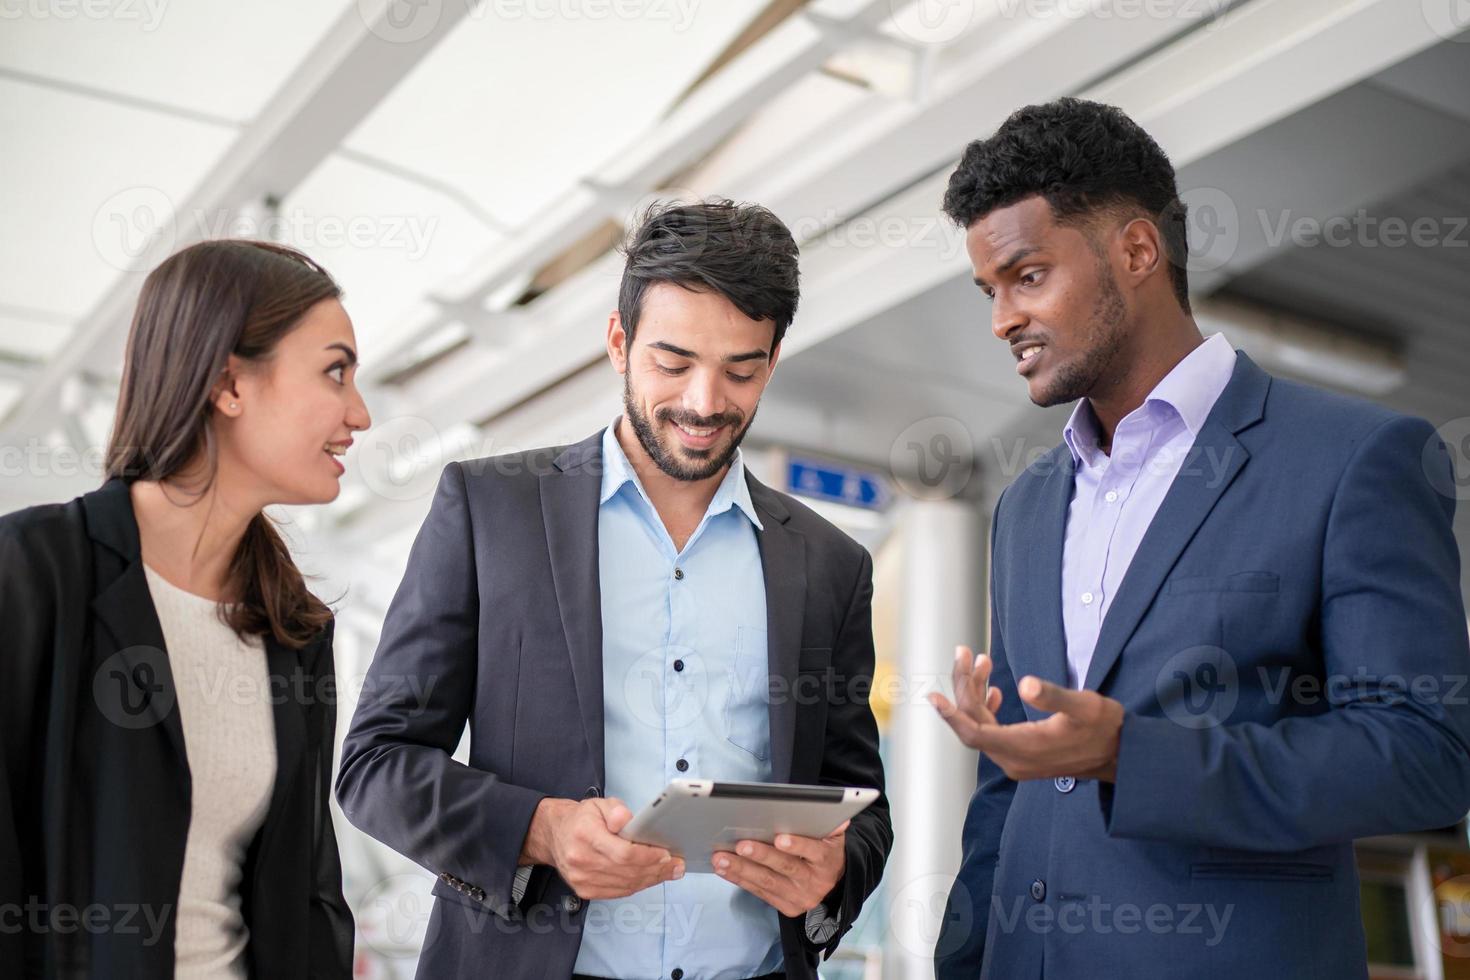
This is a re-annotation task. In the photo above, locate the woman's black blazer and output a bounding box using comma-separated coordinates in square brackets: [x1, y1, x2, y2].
[0, 477, 353, 979]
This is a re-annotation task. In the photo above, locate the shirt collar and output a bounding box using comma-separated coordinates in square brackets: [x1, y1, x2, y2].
[1062, 400, 1105, 468]
[1063, 332, 1238, 467]
[599, 419, 764, 530]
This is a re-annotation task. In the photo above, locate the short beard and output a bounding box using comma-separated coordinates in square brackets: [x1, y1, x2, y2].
[623, 373, 753, 482]
[1032, 258, 1128, 408]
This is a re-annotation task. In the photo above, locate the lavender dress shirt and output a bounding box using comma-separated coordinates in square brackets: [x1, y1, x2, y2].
[1059, 332, 1239, 688]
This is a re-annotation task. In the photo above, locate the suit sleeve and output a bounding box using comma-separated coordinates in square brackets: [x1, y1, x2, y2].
[0, 517, 51, 977]
[796, 546, 893, 960]
[1104, 414, 1470, 850]
[335, 463, 548, 917]
[309, 630, 354, 978]
[936, 496, 1024, 979]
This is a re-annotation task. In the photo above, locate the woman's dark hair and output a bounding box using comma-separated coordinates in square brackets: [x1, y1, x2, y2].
[942, 97, 1192, 313]
[618, 199, 800, 353]
[106, 239, 340, 650]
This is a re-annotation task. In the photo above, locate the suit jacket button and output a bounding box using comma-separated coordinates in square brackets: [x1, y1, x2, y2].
[584, 786, 602, 799]
[562, 895, 583, 913]
[470, 887, 485, 901]
[1030, 879, 1046, 902]
[1054, 776, 1076, 793]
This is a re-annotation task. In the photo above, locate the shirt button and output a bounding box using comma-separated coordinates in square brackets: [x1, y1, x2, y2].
[672, 971, 684, 980]
[673, 659, 685, 672]
[1031, 879, 1046, 902]
[1081, 591, 1095, 605]
[1104, 490, 1118, 503]
[1054, 776, 1076, 793]
[676, 758, 689, 772]
[673, 567, 684, 580]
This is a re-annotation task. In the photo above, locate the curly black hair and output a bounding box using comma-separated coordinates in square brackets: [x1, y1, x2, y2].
[942, 97, 1191, 313]
[619, 199, 800, 353]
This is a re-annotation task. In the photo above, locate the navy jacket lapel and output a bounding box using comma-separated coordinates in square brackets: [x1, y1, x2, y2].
[83, 479, 189, 772]
[1080, 353, 1271, 691]
[538, 430, 810, 787]
[1016, 448, 1075, 692]
[541, 431, 608, 787]
[747, 476, 806, 784]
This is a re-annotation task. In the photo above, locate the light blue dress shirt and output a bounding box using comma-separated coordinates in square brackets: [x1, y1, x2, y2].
[571, 422, 784, 980]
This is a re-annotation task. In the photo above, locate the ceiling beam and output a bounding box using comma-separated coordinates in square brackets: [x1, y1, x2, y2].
[378, 0, 1211, 446]
[0, 0, 478, 437]
[324, 0, 1453, 543]
[364, 0, 901, 378]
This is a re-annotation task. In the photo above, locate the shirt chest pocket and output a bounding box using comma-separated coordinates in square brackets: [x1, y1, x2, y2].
[724, 625, 770, 760]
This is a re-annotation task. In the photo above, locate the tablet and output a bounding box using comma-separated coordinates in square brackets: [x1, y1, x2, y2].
[618, 779, 879, 873]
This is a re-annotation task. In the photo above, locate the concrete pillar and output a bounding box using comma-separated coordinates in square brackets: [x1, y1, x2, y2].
[884, 496, 986, 979]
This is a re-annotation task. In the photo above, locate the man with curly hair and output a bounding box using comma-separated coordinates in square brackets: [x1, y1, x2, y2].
[929, 97, 1470, 978]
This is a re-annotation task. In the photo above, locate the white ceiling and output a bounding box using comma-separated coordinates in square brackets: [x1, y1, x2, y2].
[759, 34, 1470, 604]
[2, 0, 1466, 608]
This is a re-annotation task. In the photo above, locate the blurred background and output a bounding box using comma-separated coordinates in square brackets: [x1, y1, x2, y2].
[4, 0, 1470, 976]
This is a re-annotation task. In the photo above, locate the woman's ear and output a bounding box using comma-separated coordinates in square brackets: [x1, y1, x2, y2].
[211, 356, 244, 417]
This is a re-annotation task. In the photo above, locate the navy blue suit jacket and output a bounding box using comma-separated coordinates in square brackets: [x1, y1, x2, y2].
[937, 352, 1470, 979]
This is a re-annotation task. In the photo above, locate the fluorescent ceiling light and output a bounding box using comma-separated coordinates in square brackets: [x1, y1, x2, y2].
[1194, 296, 1406, 396]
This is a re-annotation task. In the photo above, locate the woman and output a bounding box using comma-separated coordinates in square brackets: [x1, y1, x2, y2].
[0, 239, 370, 978]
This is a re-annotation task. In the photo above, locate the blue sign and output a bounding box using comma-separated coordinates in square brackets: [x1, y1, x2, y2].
[787, 455, 889, 511]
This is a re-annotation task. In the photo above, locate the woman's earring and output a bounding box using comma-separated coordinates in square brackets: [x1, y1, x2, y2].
[229, 402, 238, 410]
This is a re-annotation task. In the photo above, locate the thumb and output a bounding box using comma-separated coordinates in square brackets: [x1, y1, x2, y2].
[1018, 675, 1082, 715]
[592, 797, 634, 833]
[827, 820, 850, 840]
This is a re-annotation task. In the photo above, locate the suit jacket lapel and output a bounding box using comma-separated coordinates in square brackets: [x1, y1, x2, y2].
[539, 431, 811, 787]
[1016, 448, 1075, 692]
[541, 431, 608, 787]
[83, 479, 189, 771]
[747, 475, 805, 785]
[1080, 353, 1271, 691]
[253, 635, 309, 851]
